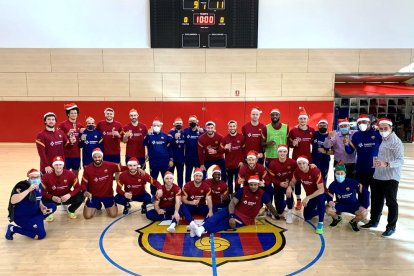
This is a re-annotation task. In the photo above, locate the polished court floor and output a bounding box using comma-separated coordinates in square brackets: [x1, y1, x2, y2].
[0, 143, 413, 275]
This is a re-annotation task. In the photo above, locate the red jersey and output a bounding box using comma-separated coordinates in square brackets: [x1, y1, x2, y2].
[204, 178, 228, 205]
[288, 126, 315, 161]
[97, 120, 123, 155]
[183, 181, 211, 205]
[237, 163, 267, 186]
[58, 120, 84, 158]
[116, 171, 161, 196]
[221, 133, 245, 169]
[293, 167, 322, 196]
[198, 132, 224, 165]
[81, 161, 123, 197]
[157, 184, 181, 209]
[234, 186, 269, 225]
[242, 122, 265, 154]
[35, 129, 69, 172]
[41, 169, 80, 200]
[123, 122, 148, 158]
[267, 158, 297, 187]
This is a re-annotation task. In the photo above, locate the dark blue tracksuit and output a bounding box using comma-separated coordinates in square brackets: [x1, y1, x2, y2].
[79, 129, 103, 167]
[311, 131, 331, 184]
[168, 129, 186, 187]
[183, 127, 203, 182]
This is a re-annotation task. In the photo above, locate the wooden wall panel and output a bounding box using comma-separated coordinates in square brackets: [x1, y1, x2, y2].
[282, 73, 333, 97]
[154, 49, 205, 72]
[308, 49, 359, 72]
[162, 73, 181, 98]
[78, 73, 129, 97]
[206, 49, 256, 72]
[51, 49, 103, 72]
[257, 49, 308, 72]
[231, 73, 246, 98]
[130, 73, 162, 98]
[103, 49, 154, 72]
[181, 73, 231, 97]
[246, 73, 282, 98]
[0, 49, 51, 72]
[0, 73, 27, 96]
[27, 73, 78, 97]
[359, 49, 412, 72]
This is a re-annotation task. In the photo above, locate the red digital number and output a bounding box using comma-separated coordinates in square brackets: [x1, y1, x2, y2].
[194, 14, 215, 25]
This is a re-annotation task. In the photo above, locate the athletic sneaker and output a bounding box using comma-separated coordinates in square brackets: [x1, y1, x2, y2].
[189, 221, 197, 238]
[295, 199, 302, 210]
[5, 224, 14, 240]
[349, 220, 360, 232]
[286, 210, 293, 224]
[195, 225, 206, 238]
[382, 228, 395, 237]
[361, 221, 378, 229]
[329, 216, 342, 227]
[123, 202, 131, 215]
[68, 212, 77, 219]
[45, 214, 54, 222]
[315, 223, 324, 235]
[167, 222, 176, 233]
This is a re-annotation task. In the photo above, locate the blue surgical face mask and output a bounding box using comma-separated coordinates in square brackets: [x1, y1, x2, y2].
[335, 175, 345, 183]
[29, 178, 41, 185]
[340, 127, 349, 134]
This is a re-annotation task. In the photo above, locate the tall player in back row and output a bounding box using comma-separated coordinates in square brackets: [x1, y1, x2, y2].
[242, 107, 265, 164]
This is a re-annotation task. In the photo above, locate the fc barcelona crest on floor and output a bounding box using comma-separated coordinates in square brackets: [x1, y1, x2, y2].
[136, 219, 286, 267]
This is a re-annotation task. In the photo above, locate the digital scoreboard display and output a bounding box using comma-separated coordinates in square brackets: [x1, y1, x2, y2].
[150, 0, 259, 48]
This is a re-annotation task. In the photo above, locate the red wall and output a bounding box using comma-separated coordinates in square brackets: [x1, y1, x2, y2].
[0, 101, 333, 142]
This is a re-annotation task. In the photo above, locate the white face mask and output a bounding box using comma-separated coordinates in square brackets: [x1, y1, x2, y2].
[358, 124, 368, 131]
[153, 126, 161, 133]
[380, 130, 391, 138]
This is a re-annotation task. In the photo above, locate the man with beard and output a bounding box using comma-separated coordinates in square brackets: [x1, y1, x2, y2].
[58, 103, 84, 177]
[97, 107, 123, 164]
[198, 121, 226, 181]
[204, 166, 229, 212]
[41, 156, 85, 221]
[115, 157, 162, 215]
[183, 115, 204, 182]
[189, 175, 279, 238]
[146, 171, 182, 233]
[345, 114, 382, 190]
[122, 109, 148, 168]
[221, 120, 245, 194]
[237, 151, 270, 197]
[311, 119, 332, 184]
[81, 148, 127, 219]
[36, 112, 76, 174]
[168, 117, 186, 187]
[261, 109, 288, 166]
[79, 117, 103, 167]
[242, 107, 265, 164]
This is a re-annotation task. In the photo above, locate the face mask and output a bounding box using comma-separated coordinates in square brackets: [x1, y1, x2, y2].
[380, 130, 391, 138]
[335, 175, 345, 183]
[29, 178, 41, 185]
[153, 126, 161, 133]
[358, 124, 368, 132]
[189, 122, 197, 128]
[175, 125, 182, 131]
[319, 127, 327, 134]
[87, 125, 94, 131]
[340, 127, 349, 134]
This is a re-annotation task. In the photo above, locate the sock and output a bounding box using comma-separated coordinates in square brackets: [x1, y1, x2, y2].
[317, 222, 323, 229]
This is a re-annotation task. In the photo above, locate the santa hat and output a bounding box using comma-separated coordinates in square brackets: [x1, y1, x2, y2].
[64, 103, 78, 111]
[193, 168, 203, 176]
[188, 115, 198, 122]
[357, 114, 370, 123]
[251, 107, 262, 114]
[298, 107, 308, 119]
[377, 117, 393, 126]
[173, 117, 183, 125]
[85, 116, 95, 123]
[164, 171, 174, 180]
[129, 109, 138, 115]
[127, 157, 139, 166]
[228, 120, 237, 126]
[338, 118, 349, 126]
[296, 155, 309, 164]
[246, 150, 258, 159]
[270, 109, 280, 115]
[318, 119, 328, 125]
[277, 144, 288, 152]
[27, 168, 40, 178]
[248, 175, 260, 184]
[52, 156, 64, 166]
[92, 148, 103, 158]
[212, 165, 221, 174]
[153, 117, 163, 125]
[43, 112, 56, 120]
[205, 121, 216, 127]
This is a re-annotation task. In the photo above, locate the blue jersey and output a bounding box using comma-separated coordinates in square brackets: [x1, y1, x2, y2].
[311, 131, 331, 168]
[347, 129, 381, 173]
[168, 129, 186, 163]
[328, 177, 369, 208]
[183, 127, 204, 162]
[143, 131, 173, 164]
[10, 181, 41, 220]
[79, 129, 103, 166]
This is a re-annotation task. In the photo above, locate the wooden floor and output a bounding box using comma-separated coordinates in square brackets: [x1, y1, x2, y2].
[1, 143, 413, 275]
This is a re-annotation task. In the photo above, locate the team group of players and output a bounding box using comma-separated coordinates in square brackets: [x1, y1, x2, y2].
[6, 103, 390, 240]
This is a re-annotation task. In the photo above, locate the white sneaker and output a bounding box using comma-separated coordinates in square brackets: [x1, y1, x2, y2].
[286, 210, 293, 224]
[195, 226, 205, 238]
[167, 222, 176, 233]
[189, 221, 197, 237]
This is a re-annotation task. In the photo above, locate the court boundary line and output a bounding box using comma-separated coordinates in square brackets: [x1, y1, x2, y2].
[210, 233, 218, 276]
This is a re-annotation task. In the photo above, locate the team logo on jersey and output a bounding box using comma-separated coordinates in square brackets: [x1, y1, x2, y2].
[161, 137, 164, 140]
[346, 187, 350, 191]
[248, 133, 252, 137]
[52, 186, 56, 190]
[152, 141, 156, 144]
[136, 219, 285, 266]
[94, 177, 99, 182]
[358, 143, 363, 148]
[104, 169, 108, 173]
[64, 179, 67, 183]
[138, 179, 142, 182]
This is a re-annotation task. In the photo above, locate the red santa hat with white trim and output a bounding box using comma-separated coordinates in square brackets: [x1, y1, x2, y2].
[296, 155, 309, 164]
[251, 106, 262, 114]
[164, 171, 174, 180]
[173, 117, 183, 125]
[129, 108, 138, 115]
[64, 103, 78, 112]
[193, 168, 204, 176]
[338, 118, 349, 126]
[52, 156, 64, 166]
[92, 148, 103, 157]
[127, 157, 140, 166]
[248, 175, 260, 183]
[246, 150, 258, 159]
[188, 115, 198, 122]
[277, 144, 288, 152]
[377, 117, 393, 126]
[104, 107, 114, 113]
[27, 168, 40, 178]
[205, 120, 216, 127]
[212, 165, 221, 174]
[357, 114, 370, 123]
[298, 107, 308, 119]
[318, 119, 328, 125]
[43, 112, 56, 121]
[270, 108, 280, 115]
[153, 117, 163, 125]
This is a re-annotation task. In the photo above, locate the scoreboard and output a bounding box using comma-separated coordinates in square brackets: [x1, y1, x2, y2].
[150, 0, 259, 48]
